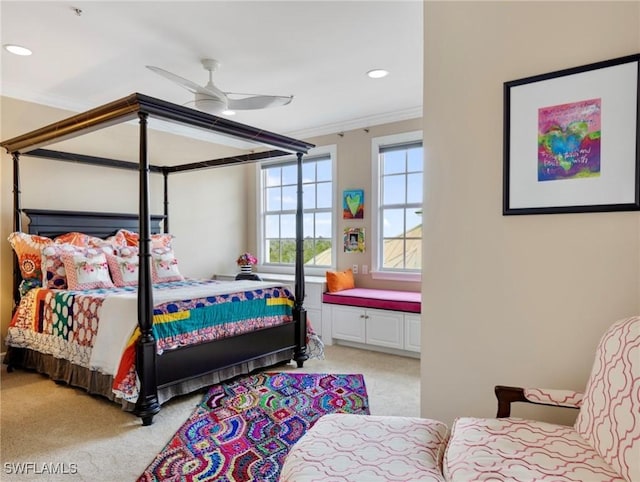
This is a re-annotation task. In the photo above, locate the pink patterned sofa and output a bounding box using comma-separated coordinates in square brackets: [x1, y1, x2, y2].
[281, 316, 639, 481]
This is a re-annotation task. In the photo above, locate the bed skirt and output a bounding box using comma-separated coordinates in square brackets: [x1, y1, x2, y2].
[3, 346, 293, 410]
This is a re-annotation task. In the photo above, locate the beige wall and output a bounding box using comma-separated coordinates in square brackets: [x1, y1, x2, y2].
[422, 1, 640, 426]
[246, 118, 423, 292]
[0, 96, 248, 343]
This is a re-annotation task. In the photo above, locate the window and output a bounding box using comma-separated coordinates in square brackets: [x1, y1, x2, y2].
[371, 132, 423, 280]
[260, 147, 335, 271]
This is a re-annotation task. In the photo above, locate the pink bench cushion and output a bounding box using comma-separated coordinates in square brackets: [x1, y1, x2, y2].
[322, 288, 421, 313]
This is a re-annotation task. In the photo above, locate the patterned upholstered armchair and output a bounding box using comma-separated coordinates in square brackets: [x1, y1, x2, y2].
[281, 316, 639, 482]
[444, 315, 639, 481]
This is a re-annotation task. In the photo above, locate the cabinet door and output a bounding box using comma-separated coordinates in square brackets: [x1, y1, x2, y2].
[306, 308, 322, 337]
[331, 305, 366, 343]
[366, 309, 404, 350]
[404, 314, 421, 352]
[304, 283, 323, 310]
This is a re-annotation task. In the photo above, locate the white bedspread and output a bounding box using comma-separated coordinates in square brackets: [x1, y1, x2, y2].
[89, 280, 285, 376]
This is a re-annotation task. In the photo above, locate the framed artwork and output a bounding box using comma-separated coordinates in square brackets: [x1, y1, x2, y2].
[344, 227, 365, 253]
[343, 189, 364, 219]
[503, 54, 639, 215]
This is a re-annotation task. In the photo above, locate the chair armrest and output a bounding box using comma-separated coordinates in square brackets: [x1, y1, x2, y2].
[495, 385, 583, 417]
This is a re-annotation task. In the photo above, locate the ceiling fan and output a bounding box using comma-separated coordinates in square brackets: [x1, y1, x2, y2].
[146, 59, 293, 114]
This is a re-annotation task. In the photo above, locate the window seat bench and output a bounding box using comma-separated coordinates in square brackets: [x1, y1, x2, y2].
[321, 288, 421, 357]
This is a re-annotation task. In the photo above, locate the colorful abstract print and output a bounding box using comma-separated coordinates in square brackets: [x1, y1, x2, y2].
[538, 98, 601, 182]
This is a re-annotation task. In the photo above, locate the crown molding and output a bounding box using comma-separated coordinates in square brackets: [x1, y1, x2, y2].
[284, 106, 423, 140]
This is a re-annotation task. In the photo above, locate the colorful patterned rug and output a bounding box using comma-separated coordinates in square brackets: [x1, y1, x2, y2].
[138, 372, 369, 481]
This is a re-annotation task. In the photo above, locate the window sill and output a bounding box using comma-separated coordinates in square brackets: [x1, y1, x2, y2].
[370, 270, 421, 282]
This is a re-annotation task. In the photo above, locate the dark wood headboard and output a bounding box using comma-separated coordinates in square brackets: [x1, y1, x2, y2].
[23, 209, 165, 238]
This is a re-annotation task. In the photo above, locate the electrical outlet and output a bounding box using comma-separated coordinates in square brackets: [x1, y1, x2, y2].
[362, 265, 368, 275]
[352, 264, 358, 274]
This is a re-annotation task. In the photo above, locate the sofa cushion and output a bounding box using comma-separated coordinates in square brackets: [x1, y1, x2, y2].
[322, 288, 421, 313]
[281, 413, 448, 482]
[444, 417, 623, 481]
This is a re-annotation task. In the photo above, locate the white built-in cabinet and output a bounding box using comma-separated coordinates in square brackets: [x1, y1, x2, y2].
[323, 303, 420, 357]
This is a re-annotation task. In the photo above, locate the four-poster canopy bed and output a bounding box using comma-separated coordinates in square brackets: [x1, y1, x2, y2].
[1, 93, 315, 425]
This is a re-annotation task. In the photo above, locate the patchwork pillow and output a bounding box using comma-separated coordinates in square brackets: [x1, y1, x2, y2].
[151, 247, 184, 283]
[118, 229, 173, 249]
[7, 232, 53, 281]
[61, 251, 115, 290]
[41, 244, 107, 289]
[326, 268, 355, 293]
[106, 246, 139, 287]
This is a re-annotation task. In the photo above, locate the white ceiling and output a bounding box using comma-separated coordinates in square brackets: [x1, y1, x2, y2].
[0, 1, 423, 140]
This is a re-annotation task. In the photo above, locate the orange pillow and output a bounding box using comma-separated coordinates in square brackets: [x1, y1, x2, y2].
[326, 268, 355, 293]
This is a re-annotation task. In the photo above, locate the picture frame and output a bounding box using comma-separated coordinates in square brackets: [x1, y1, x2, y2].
[503, 53, 639, 215]
[344, 227, 365, 253]
[343, 189, 364, 219]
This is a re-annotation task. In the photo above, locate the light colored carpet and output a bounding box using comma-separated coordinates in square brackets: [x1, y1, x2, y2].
[0, 344, 419, 481]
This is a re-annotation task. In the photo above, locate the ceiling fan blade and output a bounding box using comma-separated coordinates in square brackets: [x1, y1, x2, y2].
[146, 65, 217, 97]
[226, 94, 293, 110]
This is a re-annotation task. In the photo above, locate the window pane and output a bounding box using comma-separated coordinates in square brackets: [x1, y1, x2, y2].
[266, 239, 279, 263]
[317, 160, 331, 181]
[405, 209, 422, 237]
[266, 187, 281, 211]
[303, 183, 316, 210]
[382, 150, 405, 175]
[407, 173, 423, 204]
[302, 161, 315, 183]
[382, 238, 405, 269]
[265, 214, 280, 238]
[317, 181, 332, 209]
[281, 185, 296, 210]
[281, 214, 296, 238]
[265, 166, 281, 187]
[383, 174, 406, 205]
[405, 239, 422, 269]
[311, 238, 332, 266]
[382, 208, 405, 238]
[303, 212, 314, 239]
[280, 239, 296, 264]
[407, 147, 423, 172]
[316, 211, 332, 238]
[282, 164, 297, 186]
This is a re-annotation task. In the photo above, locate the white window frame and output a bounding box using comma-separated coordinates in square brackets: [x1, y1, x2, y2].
[371, 131, 423, 282]
[256, 145, 337, 276]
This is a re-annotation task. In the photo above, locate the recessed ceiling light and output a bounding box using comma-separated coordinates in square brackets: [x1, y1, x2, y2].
[4, 44, 32, 56]
[222, 109, 236, 116]
[367, 69, 389, 79]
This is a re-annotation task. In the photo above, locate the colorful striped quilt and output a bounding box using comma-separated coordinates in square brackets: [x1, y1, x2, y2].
[7, 279, 295, 402]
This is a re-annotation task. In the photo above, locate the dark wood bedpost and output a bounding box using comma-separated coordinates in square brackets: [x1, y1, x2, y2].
[162, 169, 169, 233]
[293, 152, 308, 368]
[133, 112, 161, 425]
[12, 152, 22, 307]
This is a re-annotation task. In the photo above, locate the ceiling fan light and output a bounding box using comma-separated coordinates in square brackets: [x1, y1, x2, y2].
[194, 95, 227, 114]
[367, 69, 388, 79]
[222, 109, 235, 116]
[4, 44, 32, 56]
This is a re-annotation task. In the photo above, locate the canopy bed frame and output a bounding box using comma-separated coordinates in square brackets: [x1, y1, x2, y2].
[1, 93, 315, 425]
